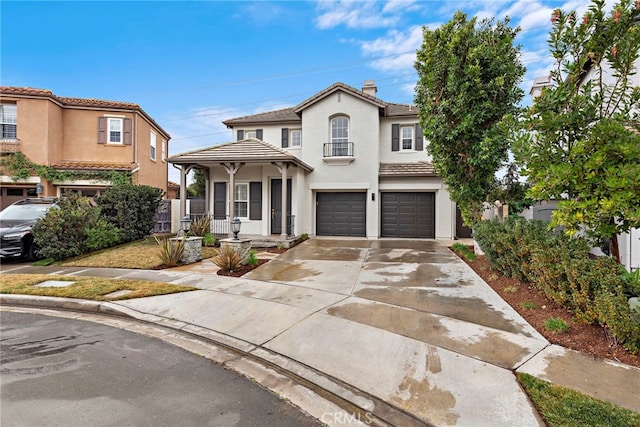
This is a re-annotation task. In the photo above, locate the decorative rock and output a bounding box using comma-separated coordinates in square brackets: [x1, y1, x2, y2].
[170, 236, 202, 264]
[220, 238, 251, 260]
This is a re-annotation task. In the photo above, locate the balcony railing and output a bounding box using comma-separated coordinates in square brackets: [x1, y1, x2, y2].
[323, 142, 354, 158]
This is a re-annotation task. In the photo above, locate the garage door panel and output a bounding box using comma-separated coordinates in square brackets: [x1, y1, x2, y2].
[317, 192, 366, 237]
[381, 192, 435, 238]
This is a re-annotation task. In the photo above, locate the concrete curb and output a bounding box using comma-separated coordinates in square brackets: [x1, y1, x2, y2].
[1, 295, 434, 427]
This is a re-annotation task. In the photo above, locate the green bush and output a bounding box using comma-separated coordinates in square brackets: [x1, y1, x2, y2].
[32, 192, 99, 261]
[84, 218, 121, 251]
[473, 216, 551, 281]
[474, 215, 640, 352]
[594, 287, 640, 353]
[202, 232, 216, 247]
[96, 184, 164, 244]
[247, 250, 258, 266]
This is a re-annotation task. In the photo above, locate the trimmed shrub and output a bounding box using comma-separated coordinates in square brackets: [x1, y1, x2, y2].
[594, 287, 640, 352]
[96, 184, 164, 244]
[473, 216, 551, 281]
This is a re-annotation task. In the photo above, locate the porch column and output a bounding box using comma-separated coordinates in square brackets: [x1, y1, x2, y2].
[274, 162, 289, 240]
[179, 165, 189, 220]
[221, 162, 244, 238]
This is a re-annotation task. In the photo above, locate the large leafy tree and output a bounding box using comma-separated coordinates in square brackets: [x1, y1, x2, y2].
[514, 0, 640, 262]
[414, 12, 525, 225]
[188, 168, 206, 198]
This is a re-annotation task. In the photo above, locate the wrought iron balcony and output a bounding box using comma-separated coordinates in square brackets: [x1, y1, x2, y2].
[323, 142, 354, 157]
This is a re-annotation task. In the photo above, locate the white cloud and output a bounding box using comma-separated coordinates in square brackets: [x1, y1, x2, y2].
[360, 25, 424, 72]
[314, 0, 402, 29]
[236, 1, 286, 26]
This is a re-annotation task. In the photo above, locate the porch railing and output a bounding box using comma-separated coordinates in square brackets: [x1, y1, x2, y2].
[189, 214, 296, 237]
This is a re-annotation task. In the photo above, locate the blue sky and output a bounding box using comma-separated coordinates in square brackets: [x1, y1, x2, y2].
[2, 0, 594, 182]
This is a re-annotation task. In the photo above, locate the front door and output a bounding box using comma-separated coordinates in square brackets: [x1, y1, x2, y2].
[271, 179, 292, 235]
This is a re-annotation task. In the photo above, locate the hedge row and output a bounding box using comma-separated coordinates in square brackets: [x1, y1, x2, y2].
[473, 216, 640, 352]
[33, 185, 163, 261]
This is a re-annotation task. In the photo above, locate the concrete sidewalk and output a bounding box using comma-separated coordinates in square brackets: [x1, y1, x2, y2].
[2, 238, 639, 426]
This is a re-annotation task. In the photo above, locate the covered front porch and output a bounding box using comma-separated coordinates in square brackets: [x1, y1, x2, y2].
[168, 139, 313, 241]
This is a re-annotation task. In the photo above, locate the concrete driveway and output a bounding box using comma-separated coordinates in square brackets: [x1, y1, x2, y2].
[243, 238, 548, 425]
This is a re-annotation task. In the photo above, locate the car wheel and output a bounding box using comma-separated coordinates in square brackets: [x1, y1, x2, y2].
[27, 241, 43, 261]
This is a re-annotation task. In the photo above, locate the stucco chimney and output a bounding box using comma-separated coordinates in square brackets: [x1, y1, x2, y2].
[362, 80, 377, 96]
[530, 75, 553, 98]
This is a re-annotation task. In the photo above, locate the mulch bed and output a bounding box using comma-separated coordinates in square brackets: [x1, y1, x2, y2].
[459, 251, 639, 368]
[216, 259, 270, 277]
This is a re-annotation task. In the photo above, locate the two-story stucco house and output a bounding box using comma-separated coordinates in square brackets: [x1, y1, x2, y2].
[0, 87, 171, 209]
[169, 81, 459, 240]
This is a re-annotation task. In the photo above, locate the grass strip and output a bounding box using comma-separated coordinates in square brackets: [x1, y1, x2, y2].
[517, 373, 640, 427]
[1, 274, 197, 301]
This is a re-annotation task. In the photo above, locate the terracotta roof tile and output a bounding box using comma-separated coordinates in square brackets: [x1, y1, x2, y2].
[51, 161, 138, 171]
[379, 162, 436, 177]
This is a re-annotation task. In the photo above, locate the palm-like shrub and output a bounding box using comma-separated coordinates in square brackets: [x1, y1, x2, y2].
[212, 245, 247, 272]
[189, 216, 211, 236]
[155, 236, 185, 267]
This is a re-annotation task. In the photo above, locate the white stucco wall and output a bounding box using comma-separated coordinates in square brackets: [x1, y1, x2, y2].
[299, 91, 381, 238]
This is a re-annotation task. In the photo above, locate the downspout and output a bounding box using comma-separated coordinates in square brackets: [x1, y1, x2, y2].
[132, 111, 138, 184]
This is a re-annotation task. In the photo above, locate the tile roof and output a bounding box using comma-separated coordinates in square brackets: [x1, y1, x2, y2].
[293, 82, 387, 113]
[0, 86, 170, 139]
[168, 138, 314, 172]
[379, 162, 436, 177]
[51, 161, 138, 171]
[221, 82, 418, 125]
[222, 107, 300, 126]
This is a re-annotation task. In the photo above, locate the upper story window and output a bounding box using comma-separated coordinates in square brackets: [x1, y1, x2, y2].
[237, 129, 263, 141]
[109, 118, 123, 144]
[290, 129, 302, 147]
[1, 103, 17, 140]
[331, 116, 349, 144]
[98, 117, 132, 145]
[391, 123, 423, 152]
[150, 131, 157, 160]
[401, 126, 414, 150]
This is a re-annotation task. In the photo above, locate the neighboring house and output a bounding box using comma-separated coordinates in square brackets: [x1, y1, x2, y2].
[0, 87, 171, 210]
[169, 81, 457, 240]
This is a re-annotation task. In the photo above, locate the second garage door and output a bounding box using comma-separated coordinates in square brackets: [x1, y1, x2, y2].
[316, 192, 366, 237]
[381, 192, 435, 238]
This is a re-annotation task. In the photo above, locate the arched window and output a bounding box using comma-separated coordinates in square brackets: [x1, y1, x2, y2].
[330, 116, 350, 156]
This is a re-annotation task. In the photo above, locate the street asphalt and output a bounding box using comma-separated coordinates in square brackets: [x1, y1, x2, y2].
[1, 237, 639, 426]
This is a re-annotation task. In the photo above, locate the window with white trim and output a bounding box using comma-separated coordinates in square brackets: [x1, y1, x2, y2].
[234, 183, 248, 218]
[245, 130, 257, 139]
[290, 129, 302, 147]
[401, 126, 413, 150]
[330, 116, 349, 156]
[1, 104, 17, 140]
[150, 131, 157, 160]
[108, 118, 123, 144]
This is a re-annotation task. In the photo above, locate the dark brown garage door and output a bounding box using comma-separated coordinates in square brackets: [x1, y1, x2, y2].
[316, 192, 366, 237]
[381, 192, 435, 238]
